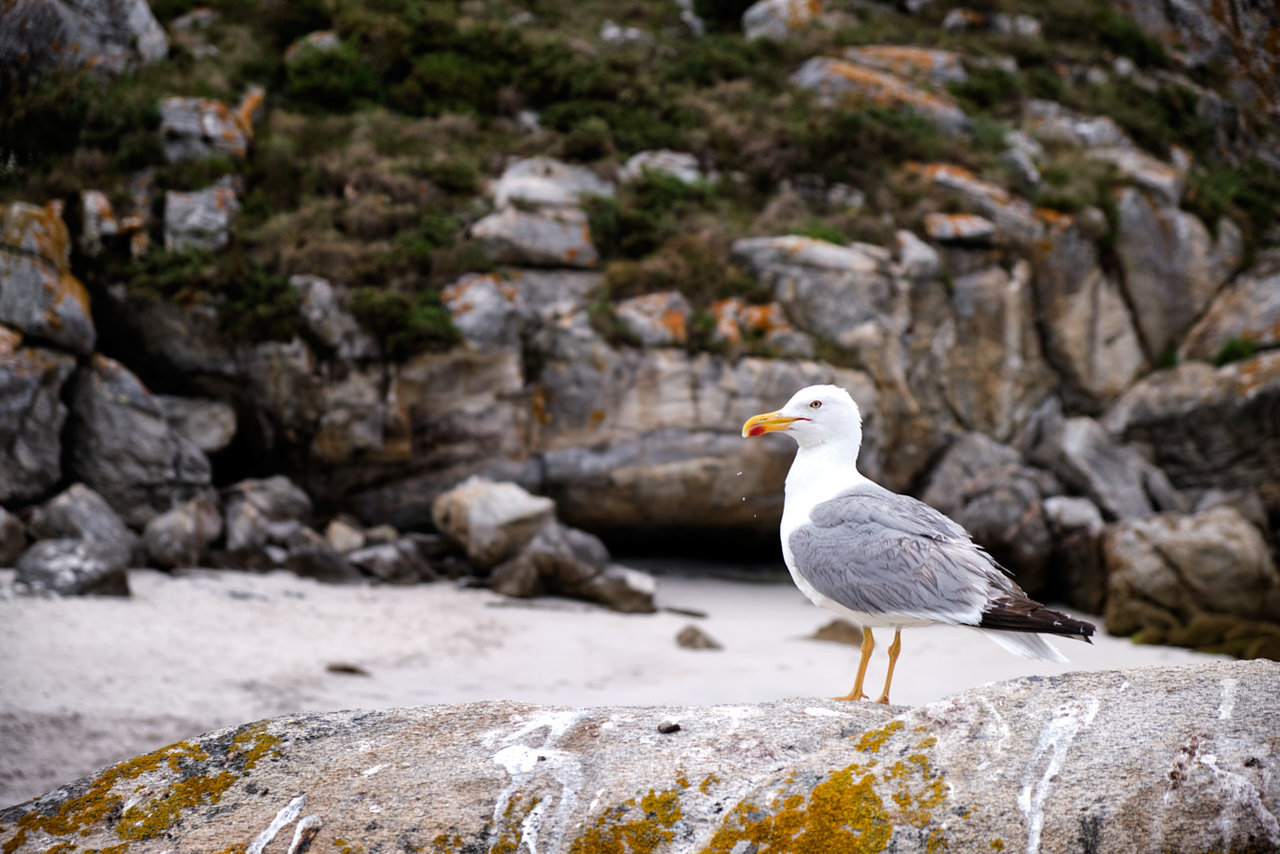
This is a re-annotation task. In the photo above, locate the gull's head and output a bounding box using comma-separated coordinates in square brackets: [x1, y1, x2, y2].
[741, 384, 863, 451]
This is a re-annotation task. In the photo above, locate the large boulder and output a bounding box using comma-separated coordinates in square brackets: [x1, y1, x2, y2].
[0, 202, 97, 355]
[3, 662, 1276, 853]
[26, 483, 137, 567]
[1031, 212, 1147, 407]
[163, 180, 240, 252]
[0, 330, 77, 504]
[67, 355, 214, 529]
[491, 157, 614, 210]
[743, 0, 824, 41]
[222, 476, 313, 554]
[471, 206, 599, 269]
[1103, 507, 1280, 658]
[0, 0, 168, 75]
[1114, 187, 1238, 359]
[142, 494, 223, 569]
[431, 477, 556, 571]
[1103, 351, 1280, 517]
[14, 539, 130, 596]
[158, 93, 260, 163]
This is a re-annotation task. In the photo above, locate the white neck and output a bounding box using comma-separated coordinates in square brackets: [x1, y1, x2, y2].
[783, 440, 866, 519]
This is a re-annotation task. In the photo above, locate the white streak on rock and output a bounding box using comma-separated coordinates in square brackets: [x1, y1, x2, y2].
[1219, 678, 1238, 720]
[247, 793, 306, 854]
[1017, 697, 1101, 854]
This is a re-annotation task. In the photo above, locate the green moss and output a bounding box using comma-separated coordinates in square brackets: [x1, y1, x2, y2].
[3, 722, 279, 852]
[1212, 336, 1259, 367]
[349, 286, 460, 360]
[855, 721, 905, 754]
[569, 788, 683, 854]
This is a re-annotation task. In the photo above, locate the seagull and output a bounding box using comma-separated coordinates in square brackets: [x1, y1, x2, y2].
[742, 384, 1094, 704]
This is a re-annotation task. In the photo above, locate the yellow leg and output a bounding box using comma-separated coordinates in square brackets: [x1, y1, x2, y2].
[831, 626, 874, 701]
[875, 628, 902, 705]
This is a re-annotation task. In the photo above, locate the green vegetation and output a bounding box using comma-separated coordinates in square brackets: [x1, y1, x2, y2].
[0, 0, 1276, 361]
[1212, 336, 1259, 367]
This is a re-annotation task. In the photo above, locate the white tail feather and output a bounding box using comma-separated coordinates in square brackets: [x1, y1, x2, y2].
[977, 628, 1069, 663]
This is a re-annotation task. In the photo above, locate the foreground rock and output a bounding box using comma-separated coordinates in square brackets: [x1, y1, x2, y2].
[2, 661, 1275, 853]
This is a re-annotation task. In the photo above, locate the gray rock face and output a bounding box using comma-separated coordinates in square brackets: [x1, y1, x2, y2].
[156, 395, 237, 454]
[1181, 250, 1280, 362]
[290, 275, 377, 361]
[0, 335, 77, 504]
[158, 97, 253, 163]
[0, 202, 97, 355]
[1032, 416, 1186, 521]
[27, 483, 137, 567]
[922, 433, 1057, 593]
[491, 157, 614, 210]
[1103, 351, 1280, 517]
[346, 538, 438, 584]
[67, 355, 214, 529]
[142, 494, 223, 569]
[613, 291, 693, 347]
[1104, 507, 1280, 657]
[743, 0, 823, 40]
[1115, 187, 1233, 358]
[3, 662, 1276, 854]
[0, 0, 168, 75]
[163, 181, 240, 252]
[791, 57, 970, 134]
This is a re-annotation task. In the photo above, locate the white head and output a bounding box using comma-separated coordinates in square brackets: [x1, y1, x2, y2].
[741, 384, 864, 453]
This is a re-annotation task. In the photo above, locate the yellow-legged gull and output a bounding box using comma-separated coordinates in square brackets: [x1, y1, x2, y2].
[743, 384, 1094, 704]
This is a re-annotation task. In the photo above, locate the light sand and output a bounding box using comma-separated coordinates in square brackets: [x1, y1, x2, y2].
[0, 567, 1222, 806]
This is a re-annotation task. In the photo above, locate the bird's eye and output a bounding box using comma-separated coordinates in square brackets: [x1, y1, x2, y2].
[809, 400, 822, 409]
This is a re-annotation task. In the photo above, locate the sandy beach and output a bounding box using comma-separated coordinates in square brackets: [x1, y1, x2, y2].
[0, 566, 1224, 807]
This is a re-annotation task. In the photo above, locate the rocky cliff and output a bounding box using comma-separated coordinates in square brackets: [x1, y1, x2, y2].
[1, 660, 1277, 853]
[1, 0, 1279, 653]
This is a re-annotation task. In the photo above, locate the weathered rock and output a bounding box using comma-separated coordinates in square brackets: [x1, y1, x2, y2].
[284, 539, 364, 584]
[142, 494, 223, 569]
[0, 508, 26, 567]
[1103, 351, 1280, 516]
[1104, 507, 1280, 657]
[1115, 187, 1236, 358]
[4, 662, 1277, 853]
[675, 623, 722, 649]
[922, 433, 1058, 593]
[1032, 416, 1185, 521]
[731, 236, 903, 349]
[792, 57, 970, 134]
[14, 539, 130, 597]
[614, 291, 692, 347]
[104, 289, 237, 377]
[619, 150, 709, 185]
[290, 275, 378, 361]
[323, 518, 366, 554]
[158, 95, 256, 163]
[27, 484, 137, 567]
[1115, 0, 1280, 113]
[0, 0, 168, 75]
[222, 476, 313, 554]
[157, 395, 237, 455]
[937, 263, 1056, 441]
[1023, 99, 1132, 149]
[489, 519, 607, 596]
[1181, 250, 1280, 362]
[346, 539, 438, 584]
[67, 355, 214, 529]
[491, 157, 614, 210]
[1088, 146, 1188, 207]
[1031, 212, 1147, 406]
[432, 477, 556, 572]
[918, 163, 1042, 245]
[842, 45, 968, 85]
[283, 30, 340, 63]
[471, 206, 599, 269]
[0, 334, 77, 504]
[163, 180, 239, 252]
[922, 212, 995, 244]
[708, 298, 813, 358]
[0, 202, 97, 355]
[743, 0, 823, 41]
[1044, 495, 1107, 613]
[442, 273, 523, 350]
[310, 366, 393, 465]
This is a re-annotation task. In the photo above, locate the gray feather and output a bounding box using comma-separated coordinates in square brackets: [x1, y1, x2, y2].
[788, 482, 1021, 623]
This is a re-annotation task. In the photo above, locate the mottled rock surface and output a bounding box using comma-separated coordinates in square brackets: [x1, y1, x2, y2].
[0, 335, 76, 504]
[2, 661, 1275, 853]
[0, 0, 168, 75]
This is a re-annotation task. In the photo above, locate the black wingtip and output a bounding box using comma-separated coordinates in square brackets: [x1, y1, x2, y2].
[978, 596, 1097, 639]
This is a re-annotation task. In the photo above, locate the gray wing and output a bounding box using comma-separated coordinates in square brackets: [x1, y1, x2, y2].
[788, 482, 1020, 624]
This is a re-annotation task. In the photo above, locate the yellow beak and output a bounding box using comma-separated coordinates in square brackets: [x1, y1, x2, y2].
[742, 410, 802, 438]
